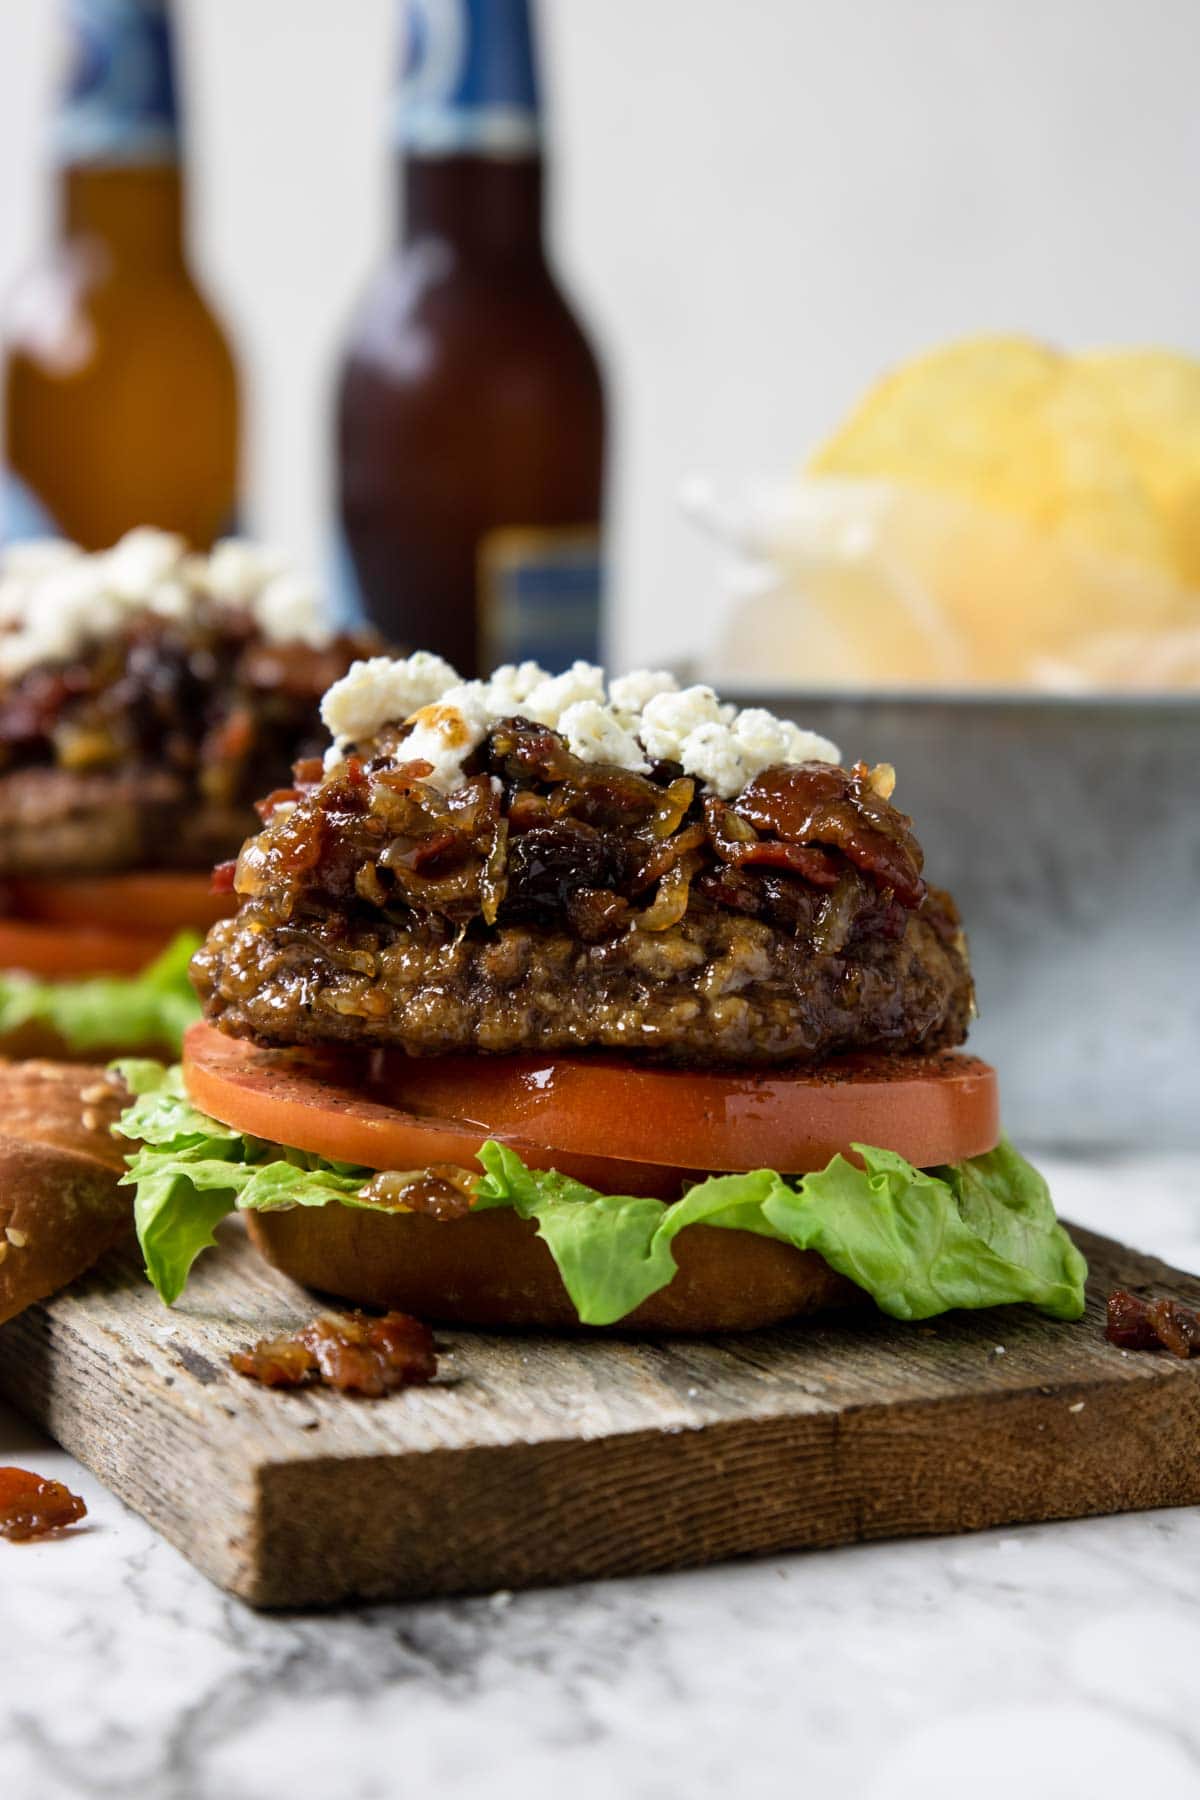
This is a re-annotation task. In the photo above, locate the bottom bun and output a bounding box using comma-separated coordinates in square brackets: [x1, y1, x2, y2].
[246, 1204, 867, 1332]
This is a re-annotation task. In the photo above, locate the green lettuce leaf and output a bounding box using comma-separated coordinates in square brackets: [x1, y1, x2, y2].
[114, 1060, 388, 1303]
[115, 1063, 1087, 1322]
[760, 1143, 1088, 1323]
[475, 1139, 1086, 1325]
[0, 931, 201, 1055]
[474, 1145, 790, 1324]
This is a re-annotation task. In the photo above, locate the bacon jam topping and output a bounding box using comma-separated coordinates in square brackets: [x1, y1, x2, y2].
[0, 535, 379, 877]
[232, 719, 929, 955]
[231, 1310, 438, 1396]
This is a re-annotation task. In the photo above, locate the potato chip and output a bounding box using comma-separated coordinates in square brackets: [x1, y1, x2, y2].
[1074, 348, 1200, 588]
[708, 477, 1200, 691]
[808, 334, 1173, 575]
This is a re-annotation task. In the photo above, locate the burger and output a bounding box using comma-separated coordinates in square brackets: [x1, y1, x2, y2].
[0, 529, 372, 1059]
[116, 654, 1087, 1332]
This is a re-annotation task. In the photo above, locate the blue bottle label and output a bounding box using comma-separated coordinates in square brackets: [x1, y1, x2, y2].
[327, 527, 368, 631]
[397, 0, 541, 156]
[479, 528, 603, 671]
[1, 472, 65, 546]
[55, 0, 180, 167]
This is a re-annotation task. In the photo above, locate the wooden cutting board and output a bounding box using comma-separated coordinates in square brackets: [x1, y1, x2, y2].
[1, 1219, 1198, 1609]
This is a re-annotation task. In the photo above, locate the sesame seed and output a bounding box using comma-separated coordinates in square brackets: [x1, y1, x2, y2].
[81, 1108, 101, 1132]
[81, 1082, 111, 1105]
[1067, 1400, 1086, 1414]
[5, 1228, 26, 1248]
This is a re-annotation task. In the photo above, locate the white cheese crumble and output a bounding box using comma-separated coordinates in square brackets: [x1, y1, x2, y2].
[319, 652, 459, 746]
[320, 655, 842, 797]
[558, 699, 650, 772]
[522, 662, 606, 729]
[0, 527, 334, 678]
[608, 668, 678, 720]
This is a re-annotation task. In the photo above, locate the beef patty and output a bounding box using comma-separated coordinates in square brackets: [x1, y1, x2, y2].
[192, 718, 975, 1066]
[192, 888, 972, 1065]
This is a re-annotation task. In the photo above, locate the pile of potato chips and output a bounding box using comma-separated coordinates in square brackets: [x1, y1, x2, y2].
[713, 336, 1200, 690]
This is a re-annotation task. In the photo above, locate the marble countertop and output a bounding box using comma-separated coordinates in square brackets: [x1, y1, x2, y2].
[3, 1151, 1200, 1800]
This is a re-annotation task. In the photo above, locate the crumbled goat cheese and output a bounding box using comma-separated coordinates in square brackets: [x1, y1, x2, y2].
[677, 720, 750, 797]
[105, 527, 188, 602]
[733, 708, 840, 773]
[558, 700, 650, 772]
[203, 538, 291, 607]
[485, 660, 552, 709]
[320, 652, 458, 748]
[637, 685, 726, 762]
[400, 699, 491, 791]
[318, 656, 842, 796]
[0, 527, 334, 678]
[253, 572, 329, 650]
[608, 668, 678, 719]
[522, 662, 606, 730]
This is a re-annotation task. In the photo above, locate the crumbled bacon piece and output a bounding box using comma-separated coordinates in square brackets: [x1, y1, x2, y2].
[255, 785, 302, 822]
[706, 796, 842, 888]
[1106, 1289, 1200, 1357]
[733, 762, 926, 907]
[0, 1467, 87, 1542]
[210, 858, 238, 893]
[230, 1338, 316, 1388]
[231, 1310, 438, 1397]
[203, 704, 255, 766]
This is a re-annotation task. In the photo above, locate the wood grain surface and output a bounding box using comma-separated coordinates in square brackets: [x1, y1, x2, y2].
[0, 1220, 1197, 1608]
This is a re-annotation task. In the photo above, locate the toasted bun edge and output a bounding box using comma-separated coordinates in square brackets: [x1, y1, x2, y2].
[245, 1204, 866, 1333]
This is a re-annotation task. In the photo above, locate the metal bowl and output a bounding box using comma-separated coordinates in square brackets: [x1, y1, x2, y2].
[741, 690, 1200, 1150]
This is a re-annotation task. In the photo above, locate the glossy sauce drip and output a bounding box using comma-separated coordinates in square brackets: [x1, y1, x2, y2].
[360, 1164, 477, 1220]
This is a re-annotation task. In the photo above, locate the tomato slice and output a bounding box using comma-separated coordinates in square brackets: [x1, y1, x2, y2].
[0, 918, 180, 978]
[183, 1021, 1000, 1180]
[5, 873, 235, 935]
[183, 1023, 699, 1199]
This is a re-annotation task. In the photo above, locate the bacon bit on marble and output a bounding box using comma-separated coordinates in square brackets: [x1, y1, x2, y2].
[0, 1467, 87, 1542]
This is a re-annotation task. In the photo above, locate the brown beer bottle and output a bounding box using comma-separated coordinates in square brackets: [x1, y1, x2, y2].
[336, 0, 606, 675]
[1, 0, 239, 549]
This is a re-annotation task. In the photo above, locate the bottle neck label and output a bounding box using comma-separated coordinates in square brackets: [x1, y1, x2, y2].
[397, 0, 542, 157]
[55, 0, 180, 167]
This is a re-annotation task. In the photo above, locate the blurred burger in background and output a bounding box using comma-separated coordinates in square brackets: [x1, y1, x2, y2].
[695, 336, 1200, 692]
[0, 527, 375, 1059]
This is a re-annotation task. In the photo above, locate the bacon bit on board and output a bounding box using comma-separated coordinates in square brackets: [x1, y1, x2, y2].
[0, 1467, 88, 1542]
[1106, 1289, 1200, 1358]
[231, 1311, 438, 1398]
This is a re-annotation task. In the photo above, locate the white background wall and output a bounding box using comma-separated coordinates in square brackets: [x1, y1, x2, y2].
[1, 0, 1198, 668]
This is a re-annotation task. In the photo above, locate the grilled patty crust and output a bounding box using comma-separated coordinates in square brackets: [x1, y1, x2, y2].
[0, 767, 257, 875]
[193, 716, 974, 1065]
[192, 887, 972, 1064]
